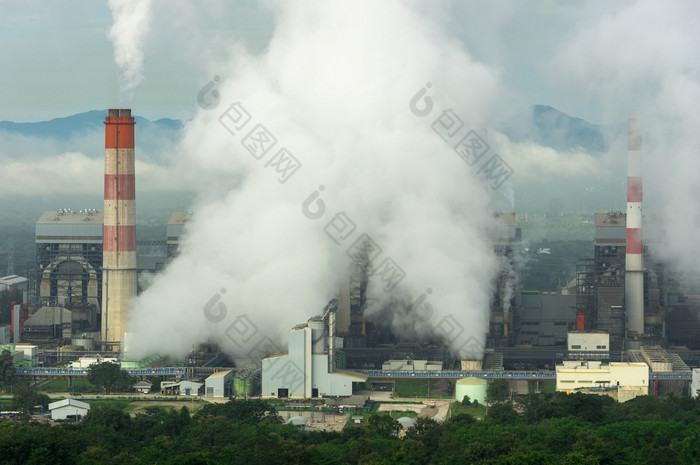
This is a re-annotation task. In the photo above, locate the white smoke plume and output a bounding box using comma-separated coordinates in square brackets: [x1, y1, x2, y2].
[127, 1, 504, 361]
[550, 0, 700, 275]
[108, 0, 152, 102]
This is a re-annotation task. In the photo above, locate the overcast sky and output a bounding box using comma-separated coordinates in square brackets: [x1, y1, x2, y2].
[0, 0, 663, 124]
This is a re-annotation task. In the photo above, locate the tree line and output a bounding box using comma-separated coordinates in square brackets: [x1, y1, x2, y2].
[0, 393, 698, 464]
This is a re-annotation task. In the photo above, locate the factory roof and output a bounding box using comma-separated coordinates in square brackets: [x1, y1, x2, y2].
[167, 211, 189, 225]
[49, 399, 90, 411]
[0, 275, 27, 286]
[594, 212, 626, 227]
[206, 369, 233, 379]
[37, 209, 103, 224]
[24, 307, 72, 327]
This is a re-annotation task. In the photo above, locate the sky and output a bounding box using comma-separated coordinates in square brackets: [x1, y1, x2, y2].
[1, 0, 698, 359]
[0, 0, 637, 124]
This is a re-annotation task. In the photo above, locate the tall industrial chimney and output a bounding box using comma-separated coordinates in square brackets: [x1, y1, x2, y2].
[101, 109, 137, 351]
[625, 118, 644, 336]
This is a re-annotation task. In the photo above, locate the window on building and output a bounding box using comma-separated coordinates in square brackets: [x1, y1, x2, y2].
[596, 345, 607, 349]
[571, 345, 581, 349]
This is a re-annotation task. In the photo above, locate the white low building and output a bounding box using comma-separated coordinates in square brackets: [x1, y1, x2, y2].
[692, 368, 700, 399]
[262, 317, 367, 399]
[556, 360, 648, 402]
[567, 331, 610, 359]
[49, 399, 90, 421]
[71, 356, 118, 369]
[205, 370, 232, 398]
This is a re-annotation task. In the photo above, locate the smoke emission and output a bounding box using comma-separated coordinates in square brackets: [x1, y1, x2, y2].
[550, 0, 700, 275]
[126, 1, 506, 360]
[108, 0, 152, 102]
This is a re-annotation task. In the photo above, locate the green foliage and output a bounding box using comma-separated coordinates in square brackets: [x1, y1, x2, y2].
[0, 395, 698, 464]
[196, 399, 280, 423]
[87, 362, 133, 393]
[487, 379, 510, 402]
[12, 385, 50, 413]
[0, 350, 15, 386]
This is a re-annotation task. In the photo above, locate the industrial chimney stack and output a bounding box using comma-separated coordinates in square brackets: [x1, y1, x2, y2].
[625, 118, 644, 336]
[101, 109, 137, 351]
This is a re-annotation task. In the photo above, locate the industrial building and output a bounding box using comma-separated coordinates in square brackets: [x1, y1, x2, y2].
[49, 399, 90, 422]
[628, 345, 691, 397]
[166, 212, 189, 260]
[262, 307, 367, 398]
[567, 331, 610, 360]
[488, 212, 521, 348]
[514, 293, 577, 346]
[0, 275, 28, 292]
[34, 210, 103, 309]
[205, 369, 233, 398]
[556, 360, 649, 402]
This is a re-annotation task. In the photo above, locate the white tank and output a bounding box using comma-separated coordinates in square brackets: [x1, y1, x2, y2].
[455, 378, 488, 404]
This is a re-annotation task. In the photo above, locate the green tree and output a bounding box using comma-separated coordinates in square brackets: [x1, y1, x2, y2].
[12, 385, 50, 413]
[487, 379, 510, 403]
[87, 362, 133, 393]
[196, 399, 280, 423]
[367, 414, 401, 438]
[487, 401, 519, 424]
[0, 349, 15, 386]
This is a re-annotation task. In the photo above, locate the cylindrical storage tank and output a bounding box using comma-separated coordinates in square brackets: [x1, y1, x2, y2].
[455, 378, 488, 404]
[72, 337, 95, 351]
[233, 377, 259, 397]
[308, 319, 327, 354]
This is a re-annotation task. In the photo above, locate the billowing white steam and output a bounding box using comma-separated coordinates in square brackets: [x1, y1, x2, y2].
[127, 1, 504, 361]
[551, 0, 700, 275]
[108, 0, 152, 102]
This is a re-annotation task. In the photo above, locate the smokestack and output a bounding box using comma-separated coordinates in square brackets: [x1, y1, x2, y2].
[625, 118, 644, 336]
[101, 108, 137, 352]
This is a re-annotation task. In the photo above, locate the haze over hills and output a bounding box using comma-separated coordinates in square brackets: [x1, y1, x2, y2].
[0, 105, 629, 232]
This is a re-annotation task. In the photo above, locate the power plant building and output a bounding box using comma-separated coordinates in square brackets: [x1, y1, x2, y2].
[262, 317, 367, 399]
[556, 360, 649, 402]
[35, 209, 103, 308]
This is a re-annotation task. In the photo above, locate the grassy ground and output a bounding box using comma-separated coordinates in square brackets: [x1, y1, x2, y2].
[448, 402, 488, 420]
[529, 380, 556, 394]
[39, 377, 100, 393]
[394, 379, 439, 397]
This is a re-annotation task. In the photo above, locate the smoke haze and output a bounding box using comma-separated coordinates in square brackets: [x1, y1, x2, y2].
[126, 1, 505, 360]
[108, 0, 152, 102]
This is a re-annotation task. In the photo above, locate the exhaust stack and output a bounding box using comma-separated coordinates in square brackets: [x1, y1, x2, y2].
[625, 118, 644, 336]
[101, 109, 137, 351]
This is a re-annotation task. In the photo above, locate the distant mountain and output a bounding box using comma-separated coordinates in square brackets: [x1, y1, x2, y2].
[503, 104, 616, 154]
[0, 110, 182, 141]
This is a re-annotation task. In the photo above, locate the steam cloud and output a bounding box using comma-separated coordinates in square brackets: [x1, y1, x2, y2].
[127, 1, 504, 361]
[108, 0, 152, 102]
[551, 0, 700, 275]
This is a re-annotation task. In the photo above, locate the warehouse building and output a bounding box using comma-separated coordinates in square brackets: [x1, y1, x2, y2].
[49, 399, 90, 421]
[205, 370, 233, 398]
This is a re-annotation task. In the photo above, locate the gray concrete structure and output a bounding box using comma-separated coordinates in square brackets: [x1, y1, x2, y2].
[515, 293, 576, 346]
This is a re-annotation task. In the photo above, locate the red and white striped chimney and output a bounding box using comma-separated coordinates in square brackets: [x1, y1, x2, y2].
[101, 109, 137, 351]
[625, 118, 644, 336]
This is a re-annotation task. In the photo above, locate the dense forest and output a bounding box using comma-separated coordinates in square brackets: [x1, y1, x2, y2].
[1, 394, 699, 464]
